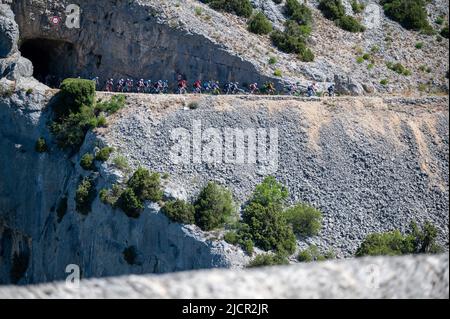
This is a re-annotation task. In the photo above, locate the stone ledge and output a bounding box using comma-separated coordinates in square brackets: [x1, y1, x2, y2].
[0, 254, 447, 299]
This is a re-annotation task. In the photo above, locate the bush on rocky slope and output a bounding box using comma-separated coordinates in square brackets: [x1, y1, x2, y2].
[248, 11, 273, 34]
[356, 221, 443, 256]
[117, 188, 144, 218]
[202, 0, 253, 18]
[247, 253, 289, 268]
[55, 78, 95, 119]
[284, 203, 322, 237]
[162, 199, 196, 224]
[127, 168, 163, 202]
[80, 153, 95, 171]
[75, 176, 97, 215]
[271, 1, 314, 61]
[318, 0, 365, 32]
[297, 245, 335, 262]
[241, 177, 296, 254]
[194, 182, 237, 231]
[380, 0, 432, 32]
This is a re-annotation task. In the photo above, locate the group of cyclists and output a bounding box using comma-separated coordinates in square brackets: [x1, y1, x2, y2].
[93, 76, 336, 97]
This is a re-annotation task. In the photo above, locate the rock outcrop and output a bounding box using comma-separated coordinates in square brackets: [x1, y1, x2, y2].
[0, 254, 448, 298]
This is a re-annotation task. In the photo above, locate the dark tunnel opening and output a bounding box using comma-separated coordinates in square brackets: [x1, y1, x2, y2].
[19, 38, 78, 87]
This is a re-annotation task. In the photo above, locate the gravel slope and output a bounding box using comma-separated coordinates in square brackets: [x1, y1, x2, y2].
[98, 94, 449, 257]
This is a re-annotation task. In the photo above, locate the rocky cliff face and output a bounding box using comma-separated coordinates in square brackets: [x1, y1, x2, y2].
[11, 0, 281, 88]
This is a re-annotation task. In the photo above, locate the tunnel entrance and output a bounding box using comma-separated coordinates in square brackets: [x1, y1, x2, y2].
[20, 38, 78, 87]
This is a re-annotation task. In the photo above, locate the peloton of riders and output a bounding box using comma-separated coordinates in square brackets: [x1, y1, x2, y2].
[95, 76, 336, 97]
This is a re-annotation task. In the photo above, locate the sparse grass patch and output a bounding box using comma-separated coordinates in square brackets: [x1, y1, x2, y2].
[273, 69, 282, 77]
[95, 146, 114, 162]
[380, 79, 389, 85]
[415, 42, 424, 49]
[112, 155, 129, 171]
[268, 56, 277, 65]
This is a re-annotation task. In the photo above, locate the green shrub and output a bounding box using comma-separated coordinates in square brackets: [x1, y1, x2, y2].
[435, 16, 444, 25]
[273, 69, 282, 77]
[380, 0, 431, 31]
[249, 176, 288, 209]
[55, 78, 95, 120]
[205, 0, 253, 18]
[319, 0, 365, 32]
[99, 184, 123, 206]
[297, 245, 334, 262]
[162, 199, 196, 224]
[35, 137, 48, 153]
[387, 62, 411, 75]
[380, 79, 389, 85]
[367, 63, 375, 70]
[415, 42, 424, 49]
[356, 221, 443, 257]
[271, 7, 314, 62]
[127, 168, 163, 202]
[117, 187, 144, 218]
[351, 0, 365, 14]
[336, 15, 366, 32]
[247, 253, 289, 268]
[356, 56, 364, 63]
[284, 203, 322, 237]
[371, 45, 380, 53]
[95, 147, 114, 162]
[248, 11, 273, 35]
[268, 56, 277, 65]
[26, 88, 33, 95]
[50, 104, 99, 150]
[95, 95, 126, 114]
[241, 239, 254, 255]
[80, 153, 95, 170]
[285, 0, 312, 26]
[75, 177, 96, 215]
[96, 115, 107, 127]
[242, 202, 296, 254]
[194, 182, 236, 231]
[362, 53, 371, 60]
[224, 231, 239, 245]
[318, 0, 346, 20]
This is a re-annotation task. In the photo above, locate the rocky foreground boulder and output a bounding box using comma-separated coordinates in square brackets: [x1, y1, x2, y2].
[0, 254, 447, 298]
